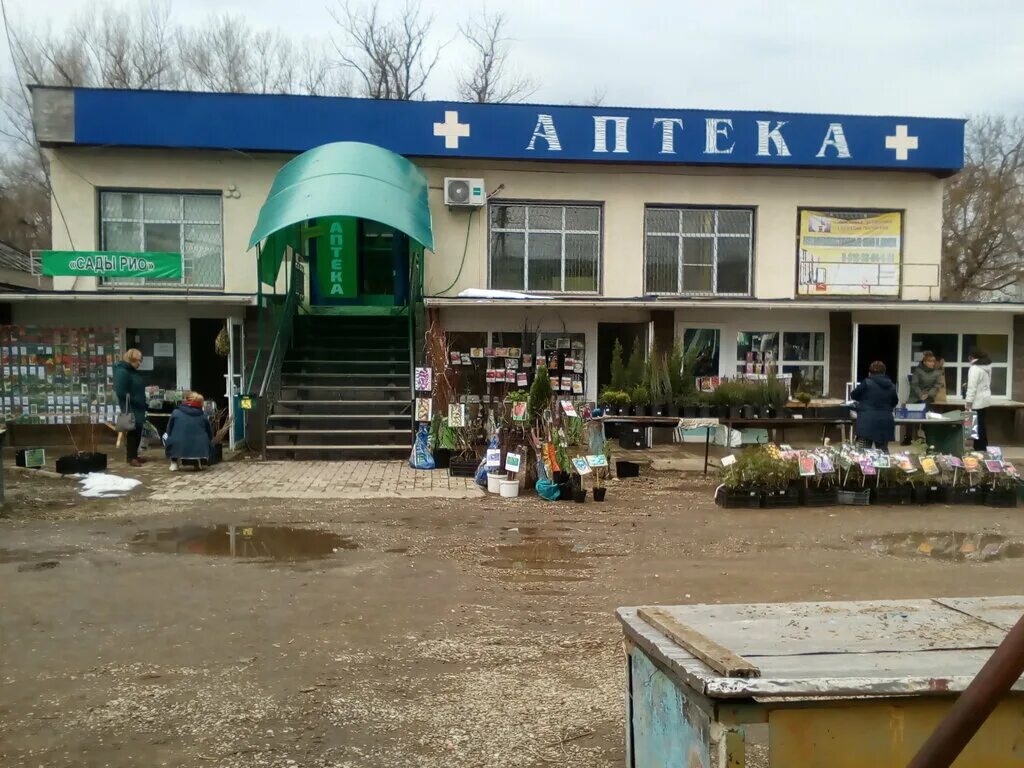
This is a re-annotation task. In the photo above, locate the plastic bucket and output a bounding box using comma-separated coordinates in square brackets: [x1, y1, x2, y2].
[499, 479, 520, 498]
[487, 472, 507, 493]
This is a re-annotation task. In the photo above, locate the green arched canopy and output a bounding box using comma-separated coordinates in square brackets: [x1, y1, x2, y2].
[249, 141, 434, 285]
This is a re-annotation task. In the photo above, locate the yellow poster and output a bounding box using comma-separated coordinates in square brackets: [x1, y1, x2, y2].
[797, 210, 902, 296]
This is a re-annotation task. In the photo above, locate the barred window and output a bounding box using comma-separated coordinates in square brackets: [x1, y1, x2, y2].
[489, 203, 601, 293]
[100, 191, 223, 288]
[644, 207, 752, 295]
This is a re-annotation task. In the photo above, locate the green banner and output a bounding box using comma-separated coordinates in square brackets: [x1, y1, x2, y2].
[41, 251, 183, 279]
[314, 217, 358, 299]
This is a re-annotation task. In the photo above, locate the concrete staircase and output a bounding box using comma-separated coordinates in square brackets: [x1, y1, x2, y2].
[265, 315, 413, 460]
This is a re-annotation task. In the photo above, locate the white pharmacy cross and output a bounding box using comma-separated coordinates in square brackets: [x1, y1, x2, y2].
[885, 124, 919, 161]
[433, 111, 470, 149]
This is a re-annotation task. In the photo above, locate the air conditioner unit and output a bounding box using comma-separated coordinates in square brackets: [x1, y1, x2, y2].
[444, 177, 486, 207]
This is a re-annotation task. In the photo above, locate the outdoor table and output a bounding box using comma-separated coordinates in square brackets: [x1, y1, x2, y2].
[619, 595, 1024, 767]
[600, 416, 719, 474]
[894, 416, 965, 454]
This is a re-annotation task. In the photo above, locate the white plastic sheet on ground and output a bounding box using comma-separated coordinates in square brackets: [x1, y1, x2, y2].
[78, 473, 142, 498]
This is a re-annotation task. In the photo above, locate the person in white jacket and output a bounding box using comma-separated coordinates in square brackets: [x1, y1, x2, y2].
[965, 348, 993, 451]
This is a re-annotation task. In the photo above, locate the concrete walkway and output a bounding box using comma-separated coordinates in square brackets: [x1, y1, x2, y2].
[149, 460, 484, 501]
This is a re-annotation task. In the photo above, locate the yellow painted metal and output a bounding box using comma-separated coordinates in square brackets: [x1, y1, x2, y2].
[769, 697, 1024, 767]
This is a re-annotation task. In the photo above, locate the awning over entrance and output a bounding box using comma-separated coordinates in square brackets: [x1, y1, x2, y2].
[248, 141, 434, 285]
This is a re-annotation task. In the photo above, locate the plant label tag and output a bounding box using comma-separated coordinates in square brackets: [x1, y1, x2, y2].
[799, 456, 816, 477]
[721, 454, 737, 467]
[586, 454, 608, 468]
[572, 457, 591, 475]
[486, 448, 501, 468]
[561, 401, 578, 418]
[860, 460, 877, 476]
[985, 460, 1004, 473]
[816, 457, 834, 474]
[504, 452, 522, 473]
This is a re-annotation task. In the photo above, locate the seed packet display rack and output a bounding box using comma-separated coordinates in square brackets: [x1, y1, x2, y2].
[0, 325, 123, 425]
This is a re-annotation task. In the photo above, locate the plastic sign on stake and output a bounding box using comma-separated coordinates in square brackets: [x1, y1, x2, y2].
[572, 457, 591, 475]
[504, 452, 522, 473]
[486, 448, 501, 468]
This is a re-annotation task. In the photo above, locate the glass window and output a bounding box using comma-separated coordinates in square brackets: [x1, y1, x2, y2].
[783, 332, 825, 362]
[126, 328, 177, 390]
[100, 191, 223, 288]
[736, 330, 826, 395]
[490, 203, 601, 293]
[909, 332, 1010, 400]
[683, 329, 720, 378]
[644, 207, 752, 295]
[737, 331, 779, 362]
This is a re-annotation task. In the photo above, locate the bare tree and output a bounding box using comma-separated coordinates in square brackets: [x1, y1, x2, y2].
[456, 11, 535, 103]
[942, 114, 1024, 300]
[329, 0, 444, 100]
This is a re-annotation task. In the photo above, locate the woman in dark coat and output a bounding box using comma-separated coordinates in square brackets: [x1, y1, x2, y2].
[113, 348, 148, 467]
[165, 392, 214, 470]
[850, 360, 899, 449]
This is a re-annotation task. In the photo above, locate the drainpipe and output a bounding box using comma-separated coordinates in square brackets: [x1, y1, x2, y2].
[908, 612, 1024, 767]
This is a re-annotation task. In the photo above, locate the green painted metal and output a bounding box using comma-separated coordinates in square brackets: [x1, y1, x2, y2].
[249, 142, 434, 286]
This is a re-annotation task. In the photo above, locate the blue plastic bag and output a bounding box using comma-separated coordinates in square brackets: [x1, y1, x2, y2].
[409, 424, 435, 469]
[476, 433, 500, 487]
[535, 478, 560, 501]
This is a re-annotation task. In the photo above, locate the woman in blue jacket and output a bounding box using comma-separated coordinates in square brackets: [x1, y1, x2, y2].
[850, 361, 899, 450]
[165, 392, 214, 470]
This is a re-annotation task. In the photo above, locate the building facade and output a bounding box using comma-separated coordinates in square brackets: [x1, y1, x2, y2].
[10, 86, 1022, 446]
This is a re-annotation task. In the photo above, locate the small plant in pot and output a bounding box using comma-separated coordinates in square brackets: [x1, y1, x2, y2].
[762, 376, 789, 418]
[795, 390, 814, 416]
[739, 379, 761, 419]
[677, 392, 699, 419]
[697, 391, 715, 418]
[592, 463, 607, 501]
[630, 385, 652, 417]
[645, 346, 672, 417]
[713, 380, 744, 420]
[599, 388, 631, 417]
[571, 472, 588, 503]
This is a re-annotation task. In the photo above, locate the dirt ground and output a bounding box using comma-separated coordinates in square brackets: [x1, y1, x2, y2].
[2, 467, 1023, 768]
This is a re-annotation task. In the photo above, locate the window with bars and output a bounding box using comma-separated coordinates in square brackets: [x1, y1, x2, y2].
[489, 203, 601, 293]
[644, 207, 752, 295]
[100, 191, 224, 288]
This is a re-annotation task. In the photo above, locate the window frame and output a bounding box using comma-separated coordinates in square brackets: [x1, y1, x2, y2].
[97, 188, 225, 290]
[643, 204, 755, 297]
[487, 199, 603, 294]
[735, 329, 828, 395]
[908, 331, 1011, 400]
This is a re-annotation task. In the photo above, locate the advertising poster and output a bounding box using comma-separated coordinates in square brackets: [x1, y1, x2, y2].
[797, 210, 902, 296]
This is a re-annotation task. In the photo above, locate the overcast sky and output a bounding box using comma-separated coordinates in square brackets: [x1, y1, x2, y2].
[2, 0, 1024, 117]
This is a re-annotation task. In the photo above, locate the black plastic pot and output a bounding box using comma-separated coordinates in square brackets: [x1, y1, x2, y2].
[800, 486, 838, 507]
[616, 460, 640, 478]
[698, 405, 711, 418]
[912, 486, 929, 505]
[764, 484, 801, 508]
[871, 486, 913, 506]
[728, 405, 742, 420]
[664, 404, 680, 418]
[716, 487, 763, 508]
[557, 480, 575, 501]
[985, 488, 1017, 508]
[682, 405, 698, 419]
[553, 470, 570, 484]
[210, 443, 224, 466]
[951, 486, 985, 505]
[614, 405, 629, 417]
[448, 456, 478, 478]
[573, 487, 588, 503]
[926, 485, 954, 505]
[593, 487, 607, 502]
[651, 403, 670, 418]
[55, 452, 107, 475]
[741, 404, 757, 419]
[763, 406, 777, 418]
[433, 448, 451, 469]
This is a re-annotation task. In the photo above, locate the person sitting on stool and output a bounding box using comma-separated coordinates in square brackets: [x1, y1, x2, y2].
[164, 391, 213, 471]
[851, 360, 898, 450]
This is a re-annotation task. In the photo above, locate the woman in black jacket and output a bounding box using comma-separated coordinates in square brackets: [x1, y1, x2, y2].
[850, 360, 899, 450]
[113, 348, 148, 467]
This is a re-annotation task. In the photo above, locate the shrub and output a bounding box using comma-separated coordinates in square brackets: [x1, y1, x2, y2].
[610, 339, 627, 391]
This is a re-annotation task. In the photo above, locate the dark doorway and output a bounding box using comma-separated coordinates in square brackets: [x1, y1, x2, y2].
[597, 322, 647, 392]
[190, 319, 228, 408]
[856, 324, 900, 384]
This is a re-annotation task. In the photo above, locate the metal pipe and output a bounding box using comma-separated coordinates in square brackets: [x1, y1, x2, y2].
[908, 612, 1024, 767]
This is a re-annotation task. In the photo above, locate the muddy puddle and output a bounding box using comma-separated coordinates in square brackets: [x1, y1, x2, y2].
[859, 531, 1024, 563]
[128, 524, 357, 561]
[479, 525, 615, 583]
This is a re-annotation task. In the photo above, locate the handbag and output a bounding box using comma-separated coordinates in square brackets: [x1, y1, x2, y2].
[115, 394, 136, 432]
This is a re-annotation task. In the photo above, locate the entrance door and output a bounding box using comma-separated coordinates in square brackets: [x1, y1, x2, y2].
[597, 322, 647, 392]
[189, 319, 228, 408]
[855, 324, 900, 385]
[309, 218, 409, 307]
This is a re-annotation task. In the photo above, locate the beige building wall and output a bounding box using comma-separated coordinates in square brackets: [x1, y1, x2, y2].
[45, 148, 944, 301]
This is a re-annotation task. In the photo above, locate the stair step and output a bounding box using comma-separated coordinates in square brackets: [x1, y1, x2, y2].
[286, 385, 410, 390]
[269, 413, 410, 420]
[283, 359, 407, 366]
[276, 399, 409, 406]
[284, 372, 408, 379]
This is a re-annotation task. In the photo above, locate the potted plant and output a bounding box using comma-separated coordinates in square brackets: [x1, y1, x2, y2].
[630, 385, 651, 417]
[717, 447, 766, 507]
[56, 423, 108, 475]
[984, 465, 1018, 508]
[593, 461, 607, 502]
[762, 376, 789, 419]
[697, 391, 716, 418]
[429, 413, 454, 469]
[677, 392, 699, 419]
[599, 388, 631, 417]
[795, 390, 814, 417]
[762, 450, 800, 507]
[740, 379, 760, 419]
[713, 380, 744, 420]
[646, 346, 672, 417]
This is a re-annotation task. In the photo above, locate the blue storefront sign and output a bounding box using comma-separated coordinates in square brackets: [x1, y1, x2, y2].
[64, 87, 964, 173]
